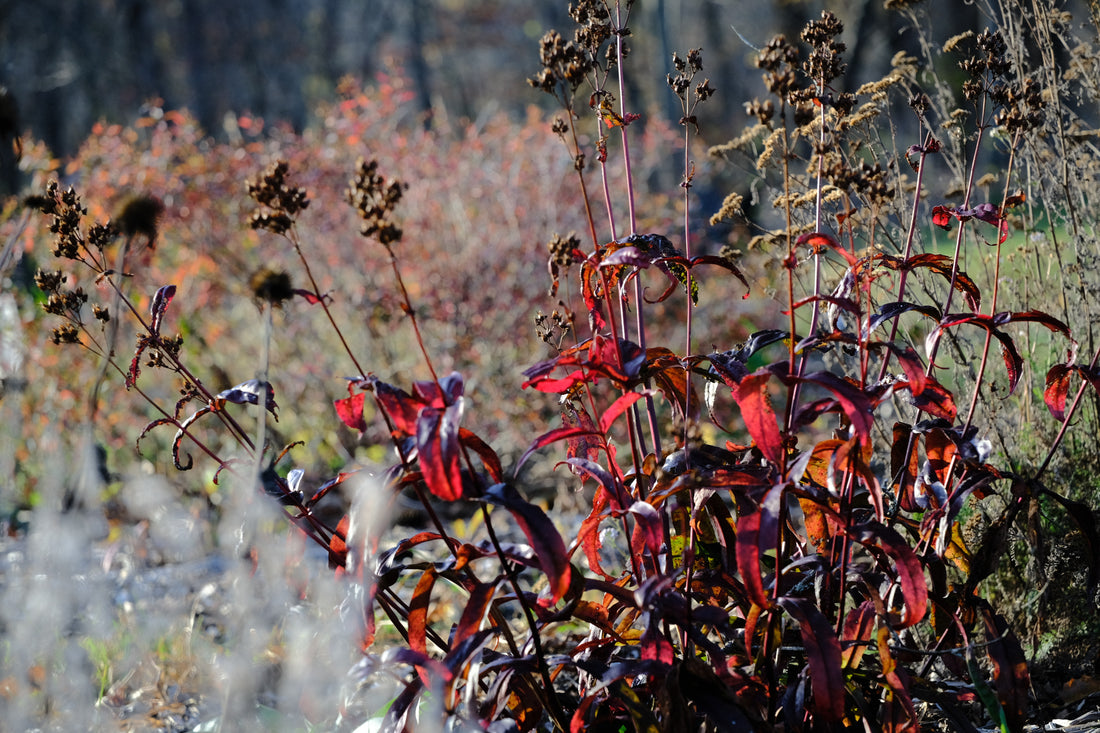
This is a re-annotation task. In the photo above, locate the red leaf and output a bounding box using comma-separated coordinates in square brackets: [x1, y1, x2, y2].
[483, 483, 572, 603]
[732, 371, 784, 463]
[777, 597, 846, 721]
[908, 379, 957, 421]
[792, 370, 875, 445]
[459, 428, 503, 483]
[878, 254, 981, 312]
[599, 391, 646, 433]
[625, 500, 662, 555]
[690, 253, 751, 295]
[736, 483, 783, 608]
[1045, 363, 1081, 422]
[580, 259, 607, 331]
[641, 615, 675, 665]
[563, 457, 626, 507]
[891, 345, 929, 396]
[933, 314, 1024, 394]
[646, 347, 697, 421]
[931, 205, 954, 230]
[849, 521, 929, 628]
[891, 423, 921, 513]
[876, 624, 919, 732]
[841, 600, 876, 670]
[412, 372, 464, 408]
[328, 514, 350, 569]
[576, 489, 614, 580]
[416, 400, 465, 501]
[523, 368, 590, 393]
[333, 391, 367, 432]
[372, 379, 422, 436]
[797, 231, 857, 266]
[454, 581, 498, 647]
[291, 288, 330, 304]
[408, 566, 439, 658]
[982, 605, 1030, 732]
[868, 301, 941, 338]
[516, 426, 602, 475]
[150, 284, 176, 334]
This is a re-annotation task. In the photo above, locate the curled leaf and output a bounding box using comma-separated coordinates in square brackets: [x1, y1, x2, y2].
[217, 379, 278, 417]
[149, 284, 176, 334]
[334, 390, 368, 432]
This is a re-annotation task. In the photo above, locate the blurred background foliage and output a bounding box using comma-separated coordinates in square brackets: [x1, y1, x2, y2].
[0, 0, 1003, 193]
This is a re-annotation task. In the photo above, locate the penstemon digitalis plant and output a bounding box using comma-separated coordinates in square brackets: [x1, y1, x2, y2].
[26, 0, 1100, 731]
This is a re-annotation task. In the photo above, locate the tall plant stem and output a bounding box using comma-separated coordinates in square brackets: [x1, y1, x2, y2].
[383, 244, 440, 385]
[876, 129, 932, 384]
[250, 303, 274, 484]
[290, 228, 368, 378]
[480, 504, 569, 731]
[962, 135, 1023, 429]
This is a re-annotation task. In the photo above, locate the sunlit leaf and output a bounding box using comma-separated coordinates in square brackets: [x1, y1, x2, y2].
[150, 284, 176, 334]
[333, 391, 367, 431]
[732, 371, 784, 463]
[736, 482, 783, 608]
[416, 398, 465, 501]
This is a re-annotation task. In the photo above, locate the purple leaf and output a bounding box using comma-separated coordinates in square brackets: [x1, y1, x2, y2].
[150, 284, 176, 334]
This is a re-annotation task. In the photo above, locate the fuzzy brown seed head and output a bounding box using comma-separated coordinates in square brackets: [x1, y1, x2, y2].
[249, 267, 294, 306]
[115, 195, 164, 244]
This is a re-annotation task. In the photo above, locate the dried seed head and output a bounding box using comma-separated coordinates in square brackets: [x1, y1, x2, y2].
[802, 11, 847, 85]
[695, 78, 715, 103]
[248, 160, 310, 234]
[347, 158, 406, 246]
[51, 324, 81, 345]
[88, 222, 119, 252]
[745, 98, 775, 125]
[547, 232, 581, 268]
[34, 269, 65, 294]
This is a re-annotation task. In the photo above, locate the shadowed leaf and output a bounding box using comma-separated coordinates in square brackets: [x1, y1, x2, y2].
[981, 604, 1029, 733]
[736, 482, 784, 608]
[848, 521, 928, 628]
[777, 597, 845, 721]
[483, 483, 572, 602]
